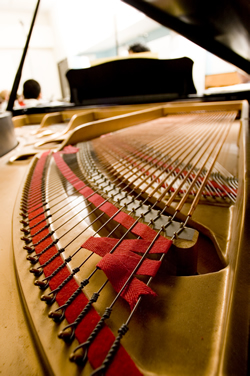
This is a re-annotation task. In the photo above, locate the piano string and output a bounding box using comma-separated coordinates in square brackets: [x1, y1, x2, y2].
[19, 106, 240, 375]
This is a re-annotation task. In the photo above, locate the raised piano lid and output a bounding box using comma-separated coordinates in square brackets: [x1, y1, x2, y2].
[123, 0, 250, 74]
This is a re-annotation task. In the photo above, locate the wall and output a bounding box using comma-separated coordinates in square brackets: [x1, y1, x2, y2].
[49, 0, 147, 61]
[0, 8, 61, 101]
[0, 0, 238, 103]
[49, 0, 236, 96]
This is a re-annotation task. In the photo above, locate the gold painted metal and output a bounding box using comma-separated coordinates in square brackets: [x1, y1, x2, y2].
[12, 103, 160, 151]
[12, 113, 46, 127]
[6, 100, 250, 375]
[10, 104, 159, 160]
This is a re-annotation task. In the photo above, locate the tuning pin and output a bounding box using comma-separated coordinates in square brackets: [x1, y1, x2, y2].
[34, 280, 49, 290]
[58, 326, 75, 342]
[48, 308, 65, 322]
[41, 293, 56, 305]
[23, 245, 35, 253]
[26, 255, 39, 264]
[21, 236, 32, 244]
[29, 267, 43, 277]
[20, 228, 30, 235]
[69, 346, 86, 365]
[20, 220, 29, 226]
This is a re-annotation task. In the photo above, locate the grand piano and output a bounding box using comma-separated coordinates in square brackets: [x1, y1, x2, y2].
[0, 1, 249, 376]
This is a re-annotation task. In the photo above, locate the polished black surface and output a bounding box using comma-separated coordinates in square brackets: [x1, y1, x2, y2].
[66, 57, 196, 106]
[123, 0, 250, 74]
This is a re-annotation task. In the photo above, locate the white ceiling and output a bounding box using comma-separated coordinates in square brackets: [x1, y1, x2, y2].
[0, 0, 54, 12]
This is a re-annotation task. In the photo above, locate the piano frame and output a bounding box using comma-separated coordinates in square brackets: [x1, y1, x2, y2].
[1, 0, 250, 374]
[5, 100, 249, 376]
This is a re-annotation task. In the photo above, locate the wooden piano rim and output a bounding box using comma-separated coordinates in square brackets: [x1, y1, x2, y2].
[12, 100, 250, 376]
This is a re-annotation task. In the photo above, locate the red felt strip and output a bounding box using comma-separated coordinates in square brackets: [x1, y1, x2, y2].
[53, 151, 172, 308]
[82, 237, 118, 257]
[99, 202, 119, 217]
[113, 211, 136, 229]
[79, 186, 95, 197]
[82, 236, 172, 256]
[88, 193, 106, 206]
[132, 222, 158, 241]
[98, 253, 157, 309]
[60, 145, 79, 154]
[82, 237, 169, 307]
[25, 151, 143, 376]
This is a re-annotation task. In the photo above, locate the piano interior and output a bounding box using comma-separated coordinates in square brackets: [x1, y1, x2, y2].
[1, 1, 250, 376]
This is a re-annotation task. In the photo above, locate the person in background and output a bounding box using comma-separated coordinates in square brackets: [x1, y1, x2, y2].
[17, 79, 43, 107]
[128, 43, 151, 54]
[23, 79, 41, 99]
[0, 90, 10, 111]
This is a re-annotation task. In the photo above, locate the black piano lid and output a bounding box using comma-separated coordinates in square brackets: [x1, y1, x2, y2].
[122, 0, 250, 74]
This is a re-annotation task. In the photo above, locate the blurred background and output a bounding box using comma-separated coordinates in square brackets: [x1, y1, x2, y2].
[0, 0, 243, 102]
